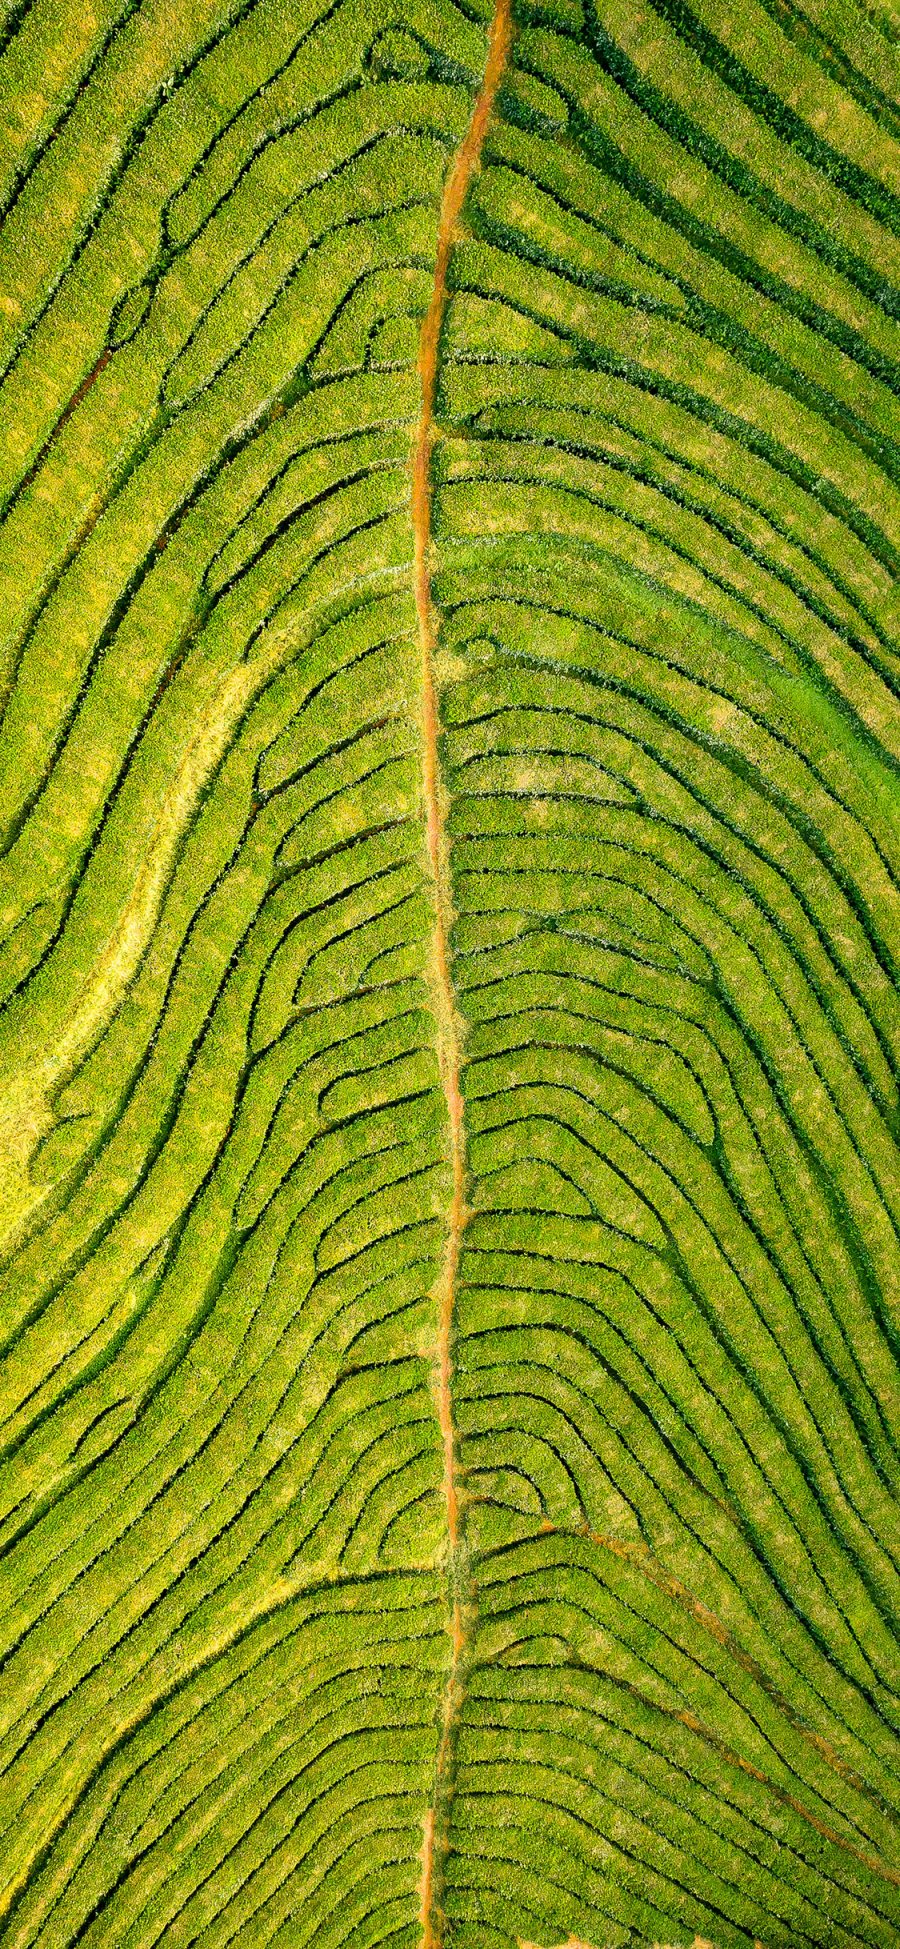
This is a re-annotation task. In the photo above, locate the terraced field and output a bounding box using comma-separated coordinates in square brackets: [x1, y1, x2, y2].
[0, 0, 898, 1941]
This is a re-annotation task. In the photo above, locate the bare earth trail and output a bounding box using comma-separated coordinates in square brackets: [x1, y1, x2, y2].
[411, 0, 513, 1939]
[2, 0, 898, 1938]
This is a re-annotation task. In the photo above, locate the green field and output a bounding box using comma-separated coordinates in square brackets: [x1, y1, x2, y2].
[0, 0, 897, 1941]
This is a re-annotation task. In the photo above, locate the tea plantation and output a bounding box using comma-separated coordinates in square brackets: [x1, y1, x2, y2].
[0, 0, 897, 1942]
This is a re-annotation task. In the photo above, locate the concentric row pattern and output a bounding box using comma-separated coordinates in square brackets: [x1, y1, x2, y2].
[0, 0, 479, 1938]
[436, 4, 900, 1940]
[0, 0, 898, 1943]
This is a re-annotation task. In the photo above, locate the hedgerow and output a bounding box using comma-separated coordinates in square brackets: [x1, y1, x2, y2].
[0, 0, 897, 1942]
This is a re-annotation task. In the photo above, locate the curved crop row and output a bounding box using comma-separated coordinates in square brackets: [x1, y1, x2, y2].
[0, 0, 897, 1943]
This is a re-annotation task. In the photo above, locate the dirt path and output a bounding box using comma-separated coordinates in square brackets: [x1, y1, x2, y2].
[412, 0, 512, 1939]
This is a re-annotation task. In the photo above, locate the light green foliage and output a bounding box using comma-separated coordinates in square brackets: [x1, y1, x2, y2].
[0, 0, 897, 1944]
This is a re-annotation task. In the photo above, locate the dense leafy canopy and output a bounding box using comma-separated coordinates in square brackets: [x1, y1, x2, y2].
[0, 0, 898, 1943]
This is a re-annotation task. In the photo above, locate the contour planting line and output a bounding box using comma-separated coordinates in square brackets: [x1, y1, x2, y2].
[413, 0, 512, 1940]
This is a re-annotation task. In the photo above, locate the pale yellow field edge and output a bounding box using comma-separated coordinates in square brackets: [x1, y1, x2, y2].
[0, 639, 282, 1253]
[413, 0, 511, 1943]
